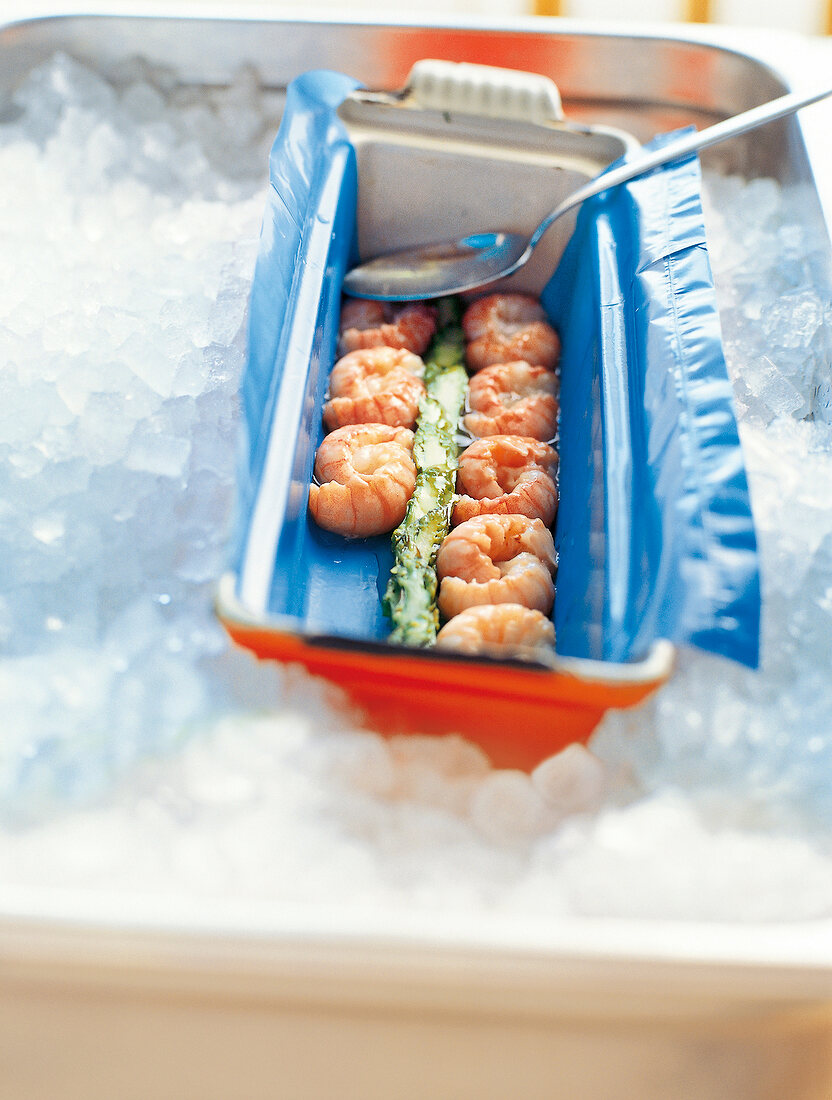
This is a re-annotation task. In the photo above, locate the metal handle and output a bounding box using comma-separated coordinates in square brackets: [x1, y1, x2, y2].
[526, 85, 832, 256]
[405, 59, 564, 124]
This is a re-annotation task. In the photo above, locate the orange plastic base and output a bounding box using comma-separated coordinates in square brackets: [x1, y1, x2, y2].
[222, 620, 666, 770]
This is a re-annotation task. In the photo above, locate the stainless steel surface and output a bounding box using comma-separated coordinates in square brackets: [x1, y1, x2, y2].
[1, 14, 827, 234]
[344, 84, 832, 300]
[0, 15, 797, 160]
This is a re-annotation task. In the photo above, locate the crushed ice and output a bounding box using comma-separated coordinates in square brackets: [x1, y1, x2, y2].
[1, 54, 832, 923]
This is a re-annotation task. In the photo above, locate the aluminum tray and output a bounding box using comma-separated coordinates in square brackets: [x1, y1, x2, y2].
[1, 11, 831, 1100]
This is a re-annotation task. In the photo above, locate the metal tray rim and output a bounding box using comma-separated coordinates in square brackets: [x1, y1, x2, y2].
[216, 574, 677, 686]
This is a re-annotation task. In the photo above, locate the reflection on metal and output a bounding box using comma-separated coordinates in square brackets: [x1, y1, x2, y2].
[533, 0, 714, 23]
[533, 0, 563, 15]
[686, 0, 713, 22]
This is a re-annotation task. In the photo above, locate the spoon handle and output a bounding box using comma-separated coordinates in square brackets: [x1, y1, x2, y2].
[525, 85, 832, 255]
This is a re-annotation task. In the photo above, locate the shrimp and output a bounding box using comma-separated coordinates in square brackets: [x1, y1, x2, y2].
[309, 423, 416, 538]
[436, 514, 556, 619]
[462, 293, 560, 372]
[323, 347, 426, 431]
[435, 604, 555, 658]
[463, 361, 559, 441]
[453, 436, 559, 527]
[338, 298, 438, 356]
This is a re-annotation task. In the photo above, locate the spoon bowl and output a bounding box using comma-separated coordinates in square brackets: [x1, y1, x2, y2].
[344, 232, 529, 301]
[343, 86, 832, 302]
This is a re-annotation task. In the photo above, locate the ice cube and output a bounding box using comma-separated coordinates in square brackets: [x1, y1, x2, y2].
[532, 744, 607, 816]
[469, 770, 554, 844]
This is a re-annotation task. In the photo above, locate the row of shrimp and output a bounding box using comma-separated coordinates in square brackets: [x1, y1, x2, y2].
[308, 291, 562, 660]
[308, 299, 438, 538]
[434, 292, 561, 659]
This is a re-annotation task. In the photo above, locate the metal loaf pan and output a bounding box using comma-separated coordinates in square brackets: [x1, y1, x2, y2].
[337, 59, 640, 290]
[1, 12, 831, 1100]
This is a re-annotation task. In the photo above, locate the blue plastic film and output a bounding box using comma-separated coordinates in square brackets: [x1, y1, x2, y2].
[543, 133, 761, 668]
[233, 72, 358, 615]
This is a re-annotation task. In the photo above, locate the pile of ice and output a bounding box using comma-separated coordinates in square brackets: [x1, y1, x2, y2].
[1, 53, 832, 924]
[0, 54, 285, 818]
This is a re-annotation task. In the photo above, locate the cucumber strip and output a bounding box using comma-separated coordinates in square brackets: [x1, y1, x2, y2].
[384, 297, 468, 646]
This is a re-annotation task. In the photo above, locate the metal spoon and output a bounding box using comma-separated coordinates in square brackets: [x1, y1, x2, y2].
[342, 86, 832, 301]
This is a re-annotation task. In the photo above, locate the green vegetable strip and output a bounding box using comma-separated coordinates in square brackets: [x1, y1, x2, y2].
[384, 297, 468, 646]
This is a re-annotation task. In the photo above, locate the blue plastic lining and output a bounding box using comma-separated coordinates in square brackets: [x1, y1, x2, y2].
[543, 132, 760, 667]
[233, 70, 387, 634]
[234, 72, 761, 667]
